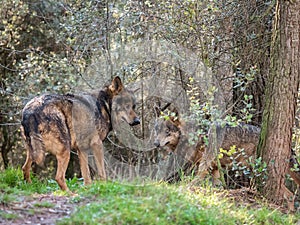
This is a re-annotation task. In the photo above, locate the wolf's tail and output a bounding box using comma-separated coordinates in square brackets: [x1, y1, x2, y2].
[21, 113, 45, 166]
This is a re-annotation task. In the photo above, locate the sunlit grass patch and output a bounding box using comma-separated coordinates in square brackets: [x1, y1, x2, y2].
[59, 181, 300, 225]
[0, 167, 54, 194]
[59, 182, 212, 225]
[0, 167, 83, 194]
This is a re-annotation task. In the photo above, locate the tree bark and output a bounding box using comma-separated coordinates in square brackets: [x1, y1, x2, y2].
[257, 0, 300, 209]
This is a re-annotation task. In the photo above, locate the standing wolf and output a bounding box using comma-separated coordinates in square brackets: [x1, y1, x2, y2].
[21, 76, 140, 191]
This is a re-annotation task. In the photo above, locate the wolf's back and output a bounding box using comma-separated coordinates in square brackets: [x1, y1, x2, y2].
[21, 94, 72, 166]
[221, 123, 260, 147]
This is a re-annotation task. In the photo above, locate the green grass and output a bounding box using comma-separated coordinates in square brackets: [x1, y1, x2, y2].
[0, 167, 82, 195]
[57, 182, 298, 225]
[0, 168, 299, 224]
[0, 210, 19, 220]
[33, 201, 55, 208]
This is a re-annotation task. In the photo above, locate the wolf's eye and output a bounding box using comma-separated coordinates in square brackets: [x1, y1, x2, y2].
[165, 128, 170, 135]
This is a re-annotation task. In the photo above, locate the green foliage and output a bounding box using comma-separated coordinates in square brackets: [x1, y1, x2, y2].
[218, 145, 237, 159]
[226, 152, 268, 189]
[186, 73, 256, 146]
[18, 51, 80, 95]
[0, 0, 30, 50]
[240, 94, 256, 123]
[216, 145, 268, 189]
[290, 162, 300, 172]
[186, 77, 213, 145]
[247, 157, 268, 188]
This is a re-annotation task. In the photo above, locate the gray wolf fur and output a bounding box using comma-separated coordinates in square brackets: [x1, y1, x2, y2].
[21, 76, 140, 191]
[154, 117, 300, 187]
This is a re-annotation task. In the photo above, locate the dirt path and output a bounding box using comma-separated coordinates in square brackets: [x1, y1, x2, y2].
[0, 194, 76, 225]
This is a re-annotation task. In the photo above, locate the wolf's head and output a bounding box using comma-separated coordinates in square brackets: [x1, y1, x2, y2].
[110, 76, 140, 126]
[154, 117, 181, 153]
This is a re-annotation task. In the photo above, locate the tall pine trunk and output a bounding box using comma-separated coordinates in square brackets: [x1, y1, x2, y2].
[257, 0, 300, 210]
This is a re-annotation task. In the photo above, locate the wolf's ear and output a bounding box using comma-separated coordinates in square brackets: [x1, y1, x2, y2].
[172, 117, 181, 127]
[109, 76, 123, 94]
[154, 106, 161, 118]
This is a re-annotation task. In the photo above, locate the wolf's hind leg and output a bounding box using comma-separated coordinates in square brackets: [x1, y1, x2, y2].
[55, 149, 70, 191]
[22, 148, 33, 183]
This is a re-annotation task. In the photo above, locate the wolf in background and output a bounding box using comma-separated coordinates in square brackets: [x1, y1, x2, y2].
[154, 117, 300, 182]
[154, 116, 300, 210]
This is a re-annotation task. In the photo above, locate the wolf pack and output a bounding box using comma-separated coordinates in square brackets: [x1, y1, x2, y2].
[21, 76, 300, 210]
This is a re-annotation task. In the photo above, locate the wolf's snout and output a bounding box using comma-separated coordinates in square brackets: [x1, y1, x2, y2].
[130, 117, 140, 126]
[154, 140, 160, 147]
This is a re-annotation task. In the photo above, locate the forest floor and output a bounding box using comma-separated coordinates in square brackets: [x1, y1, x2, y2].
[0, 187, 296, 225]
[0, 194, 74, 225]
[1, 168, 299, 225]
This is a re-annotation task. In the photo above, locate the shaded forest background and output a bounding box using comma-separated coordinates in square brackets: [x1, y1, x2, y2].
[0, 0, 298, 188]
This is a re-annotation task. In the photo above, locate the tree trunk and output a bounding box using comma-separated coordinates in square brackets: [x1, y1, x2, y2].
[1, 126, 10, 169]
[256, 0, 300, 210]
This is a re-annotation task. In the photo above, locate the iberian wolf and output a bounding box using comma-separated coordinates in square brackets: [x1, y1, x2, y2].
[21, 76, 140, 191]
[154, 117, 300, 187]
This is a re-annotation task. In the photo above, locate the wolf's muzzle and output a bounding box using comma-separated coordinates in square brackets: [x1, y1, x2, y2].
[154, 140, 160, 147]
[130, 117, 140, 126]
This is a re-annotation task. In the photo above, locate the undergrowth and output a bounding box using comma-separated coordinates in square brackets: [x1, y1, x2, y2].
[0, 168, 299, 225]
